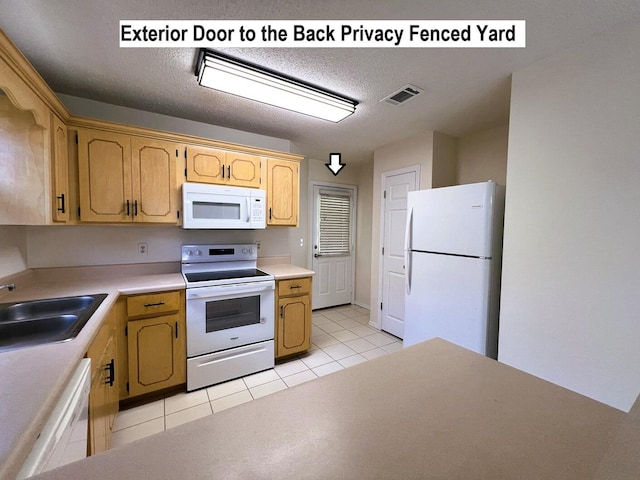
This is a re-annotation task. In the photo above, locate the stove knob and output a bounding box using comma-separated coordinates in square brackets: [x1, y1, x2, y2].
[185, 249, 193, 256]
[195, 249, 202, 256]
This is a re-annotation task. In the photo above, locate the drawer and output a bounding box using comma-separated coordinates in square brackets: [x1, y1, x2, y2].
[277, 277, 312, 297]
[127, 291, 182, 318]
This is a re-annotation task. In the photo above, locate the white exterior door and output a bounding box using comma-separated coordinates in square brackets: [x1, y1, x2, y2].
[380, 169, 418, 338]
[311, 184, 356, 309]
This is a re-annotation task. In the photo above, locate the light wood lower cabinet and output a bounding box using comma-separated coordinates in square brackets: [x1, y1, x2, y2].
[86, 307, 119, 456]
[275, 277, 312, 358]
[122, 290, 186, 398]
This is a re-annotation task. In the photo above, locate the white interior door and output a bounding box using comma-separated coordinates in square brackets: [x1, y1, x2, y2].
[311, 184, 356, 310]
[380, 169, 418, 338]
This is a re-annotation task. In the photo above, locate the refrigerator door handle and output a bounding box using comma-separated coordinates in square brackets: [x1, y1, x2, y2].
[404, 205, 413, 295]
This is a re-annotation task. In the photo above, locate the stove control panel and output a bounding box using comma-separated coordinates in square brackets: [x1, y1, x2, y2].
[181, 244, 258, 263]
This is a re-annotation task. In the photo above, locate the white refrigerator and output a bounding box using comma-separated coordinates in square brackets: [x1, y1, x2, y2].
[403, 181, 505, 358]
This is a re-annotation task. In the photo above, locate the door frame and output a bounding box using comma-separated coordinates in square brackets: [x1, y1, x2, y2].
[308, 180, 358, 309]
[374, 165, 420, 329]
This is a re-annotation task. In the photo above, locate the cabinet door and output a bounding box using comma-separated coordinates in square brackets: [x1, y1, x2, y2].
[131, 137, 179, 223]
[78, 128, 132, 222]
[277, 294, 311, 357]
[127, 313, 186, 397]
[226, 152, 262, 188]
[267, 158, 299, 226]
[185, 145, 225, 184]
[51, 114, 69, 222]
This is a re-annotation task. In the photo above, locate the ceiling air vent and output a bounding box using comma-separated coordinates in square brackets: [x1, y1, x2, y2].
[379, 84, 424, 106]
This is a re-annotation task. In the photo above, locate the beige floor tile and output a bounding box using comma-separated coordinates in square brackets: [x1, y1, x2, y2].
[282, 370, 317, 387]
[312, 361, 344, 377]
[165, 403, 212, 430]
[210, 390, 253, 413]
[364, 332, 397, 347]
[343, 337, 377, 354]
[322, 343, 357, 361]
[113, 399, 164, 432]
[361, 348, 388, 360]
[312, 333, 341, 348]
[206, 378, 247, 401]
[338, 354, 367, 368]
[242, 369, 280, 389]
[317, 321, 343, 333]
[274, 358, 310, 378]
[353, 314, 371, 324]
[312, 314, 332, 325]
[299, 349, 334, 369]
[323, 311, 349, 321]
[111, 417, 164, 448]
[349, 325, 379, 337]
[250, 379, 288, 399]
[335, 318, 362, 329]
[338, 308, 362, 318]
[382, 341, 404, 353]
[330, 329, 360, 342]
[164, 389, 209, 415]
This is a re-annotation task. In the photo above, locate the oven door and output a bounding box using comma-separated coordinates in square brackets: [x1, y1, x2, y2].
[186, 280, 275, 357]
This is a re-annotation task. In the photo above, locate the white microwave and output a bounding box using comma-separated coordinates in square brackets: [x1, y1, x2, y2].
[182, 183, 266, 229]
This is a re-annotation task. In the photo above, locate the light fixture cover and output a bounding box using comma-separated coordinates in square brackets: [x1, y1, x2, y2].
[196, 51, 356, 122]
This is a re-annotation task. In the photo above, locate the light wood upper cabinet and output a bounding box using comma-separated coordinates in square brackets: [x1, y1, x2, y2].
[77, 128, 179, 223]
[266, 158, 300, 226]
[131, 137, 178, 223]
[51, 114, 69, 222]
[186, 145, 261, 188]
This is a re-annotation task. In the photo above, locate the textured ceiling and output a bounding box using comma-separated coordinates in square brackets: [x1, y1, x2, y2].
[0, 0, 638, 165]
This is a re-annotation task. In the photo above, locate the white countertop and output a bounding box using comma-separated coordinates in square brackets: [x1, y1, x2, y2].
[258, 264, 314, 279]
[0, 267, 185, 480]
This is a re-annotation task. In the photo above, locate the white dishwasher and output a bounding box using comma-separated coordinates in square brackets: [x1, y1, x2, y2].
[17, 358, 91, 478]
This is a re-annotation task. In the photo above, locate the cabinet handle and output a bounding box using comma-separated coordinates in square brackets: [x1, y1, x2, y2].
[134, 200, 138, 216]
[227, 165, 231, 178]
[126, 200, 130, 216]
[279, 305, 284, 318]
[269, 207, 272, 220]
[222, 164, 225, 178]
[56, 193, 66, 213]
[289, 285, 303, 289]
[104, 359, 115, 387]
[144, 301, 165, 307]
[175, 322, 179, 339]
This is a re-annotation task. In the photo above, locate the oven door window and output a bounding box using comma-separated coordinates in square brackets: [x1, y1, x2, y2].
[205, 295, 260, 332]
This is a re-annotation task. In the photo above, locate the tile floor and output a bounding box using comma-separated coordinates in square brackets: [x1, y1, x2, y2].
[111, 304, 402, 448]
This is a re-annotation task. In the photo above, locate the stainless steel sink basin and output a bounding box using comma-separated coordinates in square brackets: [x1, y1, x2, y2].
[0, 294, 108, 352]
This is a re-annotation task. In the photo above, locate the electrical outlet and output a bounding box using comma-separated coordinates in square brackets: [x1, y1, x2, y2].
[255, 241, 261, 250]
[138, 243, 148, 255]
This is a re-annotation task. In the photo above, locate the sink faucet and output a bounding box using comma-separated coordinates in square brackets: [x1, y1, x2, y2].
[0, 283, 16, 292]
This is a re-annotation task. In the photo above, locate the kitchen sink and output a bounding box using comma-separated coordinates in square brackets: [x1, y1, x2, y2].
[0, 294, 108, 352]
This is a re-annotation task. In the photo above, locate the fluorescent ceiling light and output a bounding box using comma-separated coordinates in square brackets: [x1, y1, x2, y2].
[196, 51, 356, 122]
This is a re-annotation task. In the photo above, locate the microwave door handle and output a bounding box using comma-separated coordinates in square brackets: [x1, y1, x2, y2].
[246, 197, 251, 222]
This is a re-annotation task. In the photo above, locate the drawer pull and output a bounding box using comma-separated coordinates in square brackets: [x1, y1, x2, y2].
[289, 285, 303, 289]
[144, 301, 165, 307]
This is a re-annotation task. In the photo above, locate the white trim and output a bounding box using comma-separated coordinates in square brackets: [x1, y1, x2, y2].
[374, 165, 420, 330]
[308, 181, 358, 309]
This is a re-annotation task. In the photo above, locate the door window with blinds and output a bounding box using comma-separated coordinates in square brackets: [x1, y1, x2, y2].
[316, 189, 353, 256]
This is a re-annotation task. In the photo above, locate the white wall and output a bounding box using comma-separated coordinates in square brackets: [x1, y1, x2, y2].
[0, 225, 27, 277]
[59, 94, 291, 153]
[457, 125, 508, 185]
[370, 131, 434, 327]
[498, 21, 640, 411]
